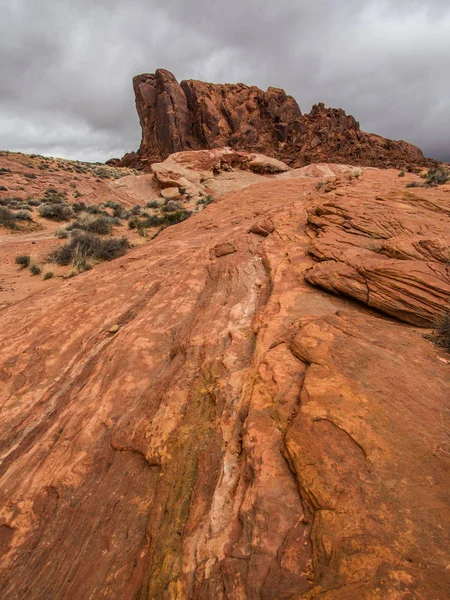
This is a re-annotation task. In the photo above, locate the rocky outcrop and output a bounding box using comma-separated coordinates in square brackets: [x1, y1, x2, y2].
[121, 69, 429, 170]
[299, 103, 426, 168]
[150, 147, 291, 199]
[0, 165, 449, 599]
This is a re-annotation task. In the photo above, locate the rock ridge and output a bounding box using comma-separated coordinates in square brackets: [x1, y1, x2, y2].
[121, 68, 429, 171]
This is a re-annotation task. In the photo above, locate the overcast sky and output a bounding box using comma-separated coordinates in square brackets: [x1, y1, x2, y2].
[1, 0, 449, 162]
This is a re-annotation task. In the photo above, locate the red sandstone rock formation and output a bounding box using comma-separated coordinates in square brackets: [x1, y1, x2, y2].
[121, 69, 429, 170]
[0, 164, 449, 599]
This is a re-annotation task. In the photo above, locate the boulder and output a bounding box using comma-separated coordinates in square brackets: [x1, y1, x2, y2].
[160, 187, 180, 200]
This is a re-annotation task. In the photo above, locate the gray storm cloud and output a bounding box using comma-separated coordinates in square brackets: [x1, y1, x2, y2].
[0, 0, 449, 162]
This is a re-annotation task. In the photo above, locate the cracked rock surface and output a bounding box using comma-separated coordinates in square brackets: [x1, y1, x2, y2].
[0, 168, 449, 599]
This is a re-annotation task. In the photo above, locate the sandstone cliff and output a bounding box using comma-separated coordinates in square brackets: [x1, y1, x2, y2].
[0, 159, 449, 599]
[121, 69, 428, 170]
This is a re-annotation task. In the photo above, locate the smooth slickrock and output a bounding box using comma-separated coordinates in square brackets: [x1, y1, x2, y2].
[0, 168, 449, 599]
[120, 69, 430, 170]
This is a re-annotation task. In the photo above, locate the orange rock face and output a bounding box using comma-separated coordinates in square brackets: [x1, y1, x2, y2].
[305, 179, 450, 326]
[0, 166, 449, 599]
[122, 69, 429, 171]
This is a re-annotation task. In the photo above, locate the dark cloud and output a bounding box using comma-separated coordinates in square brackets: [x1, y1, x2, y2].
[1, 0, 449, 162]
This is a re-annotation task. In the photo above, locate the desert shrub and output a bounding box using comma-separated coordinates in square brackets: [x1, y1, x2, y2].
[0, 185, 7, 191]
[38, 202, 74, 221]
[425, 167, 450, 186]
[398, 171, 405, 177]
[127, 217, 138, 230]
[109, 216, 122, 226]
[72, 201, 87, 212]
[140, 210, 192, 228]
[27, 198, 41, 206]
[163, 210, 192, 225]
[147, 200, 160, 209]
[406, 182, 427, 189]
[93, 166, 112, 179]
[197, 195, 214, 206]
[14, 210, 33, 221]
[74, 190, 83, 198]
[431, 313, 450, 352]
[0, 196, 22, 206]
[85, 204, 108, 215]
[0, 206, 17, 228]
[55, 227, 69, 239]
[42, 187, 67, 204]
[103, 200, 124, 218]
[15, 254, 30, 268]
[24, 173, 37, 179]
[48, 232, 129, 266]
[43, 271, 54, 280]
[67, 212, 112, 235]
[0, 168, 12, 174]
[13, 203, 32, 211]
[407, 168, 450, 189]
[162, 200, 183, 212]
[103, 200, 120, 210]
[129, 205, 142, 216]
[29, 261, 42, 275]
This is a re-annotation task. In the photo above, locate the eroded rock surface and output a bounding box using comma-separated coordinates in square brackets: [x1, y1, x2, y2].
[305, 176, 450, 325]
[0, 169, 449, 599]
[121, 69, 429, 170]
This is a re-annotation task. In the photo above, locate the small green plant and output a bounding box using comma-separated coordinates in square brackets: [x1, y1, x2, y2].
[43, 271, 54, 280]
[398, 171, 405, 177]
[24, 173, 37, 179]
[15, 254, 30, 268]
